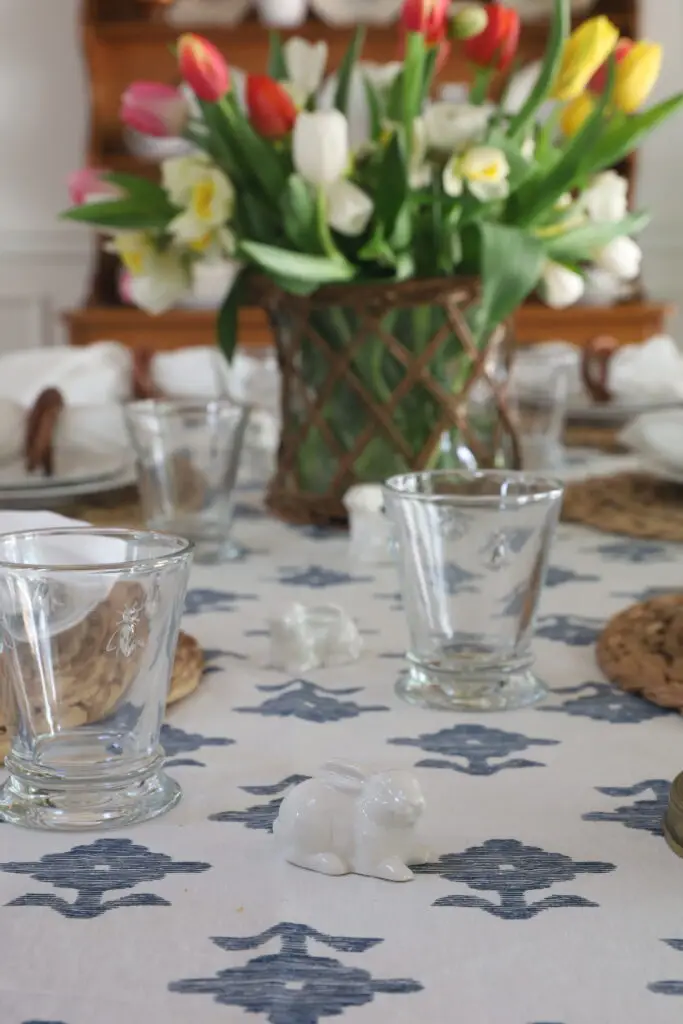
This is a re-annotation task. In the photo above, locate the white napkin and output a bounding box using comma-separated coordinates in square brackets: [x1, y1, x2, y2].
[619, 409, 683, 473]
[0, 342, 133, 409]
[151, 346, 233, 398]
[513, 336, 683, 403]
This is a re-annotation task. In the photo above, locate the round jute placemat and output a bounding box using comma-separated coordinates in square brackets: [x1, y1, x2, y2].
[563, 423, 625, 454]
[0, 629, 205, 759]
[596, 595, 683, 710]
[562, 472, 683, 541]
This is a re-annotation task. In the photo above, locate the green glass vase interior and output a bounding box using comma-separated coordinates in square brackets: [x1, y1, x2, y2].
[262, 277, 521, 526]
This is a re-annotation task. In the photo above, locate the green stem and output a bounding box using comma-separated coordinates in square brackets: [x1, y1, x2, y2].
[316, 189, 342, 262]
[469, 68, 494, 106]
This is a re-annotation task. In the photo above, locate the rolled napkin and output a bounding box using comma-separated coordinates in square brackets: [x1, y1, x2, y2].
[619, 409, 683, 473]
[513, 336, 683, 405]
[0, 398, 26, 466]
[0, 342, 132, 409]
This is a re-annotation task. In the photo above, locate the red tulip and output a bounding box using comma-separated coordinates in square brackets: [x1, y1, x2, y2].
[400, 0, 450, 45]
[463, 3, 520, 71]
[120, 82, 189, 137]
[588, 37, 633, 94]
[246, 75, 297, 138]
[178, 33, 230, 103]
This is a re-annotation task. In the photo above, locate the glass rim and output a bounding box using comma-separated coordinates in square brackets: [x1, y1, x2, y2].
[383, 469, 564, 506]
[0, 527, 194, 574]
[124, 396, 252, 418]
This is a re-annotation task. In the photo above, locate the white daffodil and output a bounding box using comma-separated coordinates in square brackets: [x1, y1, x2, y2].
[595, 236, 642, 280]
[424, 102, 493, 154]
[163, 157, 236, 245]
[583, 171, 629, 223]
[127, 252, 190, 315]
[292, 110, 374, 236]
[284, 38, 328, 104]
[444, 146, 510, 203]
[540, 260, 585, 309]
[105, 231, 157, 276]
[318, 61, 402, 150]
[325, 179, 374, 236]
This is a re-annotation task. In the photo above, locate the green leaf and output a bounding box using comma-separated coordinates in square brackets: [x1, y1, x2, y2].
[585, 93, 683, 176]
[402, 33, 426, 148]
[269, 274, 320, 296]
[391, 204, 413, 250]
[375, 131, 408, 239]
[358, 227, 397, 266]
[421, 46, 439, 105]
[221, 96, 287, 204]
[267, 31, 288, 81]
[394, 252, 415, 280]
[103, 173, 177, 213]
[280, 175, 321, 252]
[334, 26, 366, 113]
[508, 0, 570, 139]
[60, 199, 172, 231]
[387, 69, 404, 123]
[544, 210, 650, 261]
[240, 240, 356, 283]
[476, 222, 545, 337]
[515, 57, 615, 225]
[362, 76, 384, 141]
[216, 270, 244, 363]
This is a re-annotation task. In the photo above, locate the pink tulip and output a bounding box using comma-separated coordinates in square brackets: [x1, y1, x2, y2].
[120, 81, 189, 138]
[68, 167, 120, 205]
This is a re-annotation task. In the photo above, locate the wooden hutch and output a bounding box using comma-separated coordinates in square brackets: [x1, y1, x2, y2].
[66, 0, 671, 353]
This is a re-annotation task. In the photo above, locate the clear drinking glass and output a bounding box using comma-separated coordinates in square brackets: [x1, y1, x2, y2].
[509, 348, 573, 471]
[124, 399, 250, 564]
[0, 528, 193, 830]
[384, 471, 564, 712]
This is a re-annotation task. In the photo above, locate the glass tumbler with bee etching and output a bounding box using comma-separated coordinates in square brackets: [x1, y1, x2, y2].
[0, 528, 193, 830]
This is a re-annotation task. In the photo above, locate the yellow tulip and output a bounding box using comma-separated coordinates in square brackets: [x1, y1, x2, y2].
[614, 41, 663, 113]
[552, 16, 619, 102]
[560, 93, 596, 137]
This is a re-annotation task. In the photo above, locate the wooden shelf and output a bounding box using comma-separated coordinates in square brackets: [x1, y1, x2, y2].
[65, 298, 673, 353]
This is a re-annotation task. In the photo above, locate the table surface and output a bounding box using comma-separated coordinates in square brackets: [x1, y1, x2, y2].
[3, 472, 683, 1024]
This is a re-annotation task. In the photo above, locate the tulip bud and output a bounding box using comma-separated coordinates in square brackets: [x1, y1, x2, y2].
[541, 260, 585, 310]
[178, 33, 230, 103]
[552, 16, 619, 102]
[246, 75, 297, 138]
[463, 3, 520, 72]
[400, 0, 450, 45]
[68, 168, 121, 205]
[293, 110, 350, 187]
[450, 4, 488, 42]
[614, 41, 662, 113]
[120, 82, 189, 138]
[560, 93, 595, 137]
[595, 236, 642, 281]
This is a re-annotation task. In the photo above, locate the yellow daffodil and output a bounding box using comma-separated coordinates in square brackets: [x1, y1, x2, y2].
[162, 155, 236, 246]
[552, 16, 619, 102]
[105, 231, 156, 276]
[443, 146, 510, 202]
[614, 41, 663, 113]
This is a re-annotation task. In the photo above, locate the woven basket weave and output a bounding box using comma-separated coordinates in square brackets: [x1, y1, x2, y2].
[258, 277, 519, 525]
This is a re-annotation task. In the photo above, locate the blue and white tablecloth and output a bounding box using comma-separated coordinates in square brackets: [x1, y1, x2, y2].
[3, 471, 683, 1024]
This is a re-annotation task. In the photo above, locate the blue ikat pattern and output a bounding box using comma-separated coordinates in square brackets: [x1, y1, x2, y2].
[169, 922, 423, 1022]
[210, 776, 310, 831]
[583, 780, 670, 835]
[235, 679, 390, 722]
[649, 940, 683, 997]
[538, 682, 671, 723]
[389, 724, 559, 775]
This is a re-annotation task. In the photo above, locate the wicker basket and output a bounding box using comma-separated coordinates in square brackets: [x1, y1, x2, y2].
[259, 276, 520, 526]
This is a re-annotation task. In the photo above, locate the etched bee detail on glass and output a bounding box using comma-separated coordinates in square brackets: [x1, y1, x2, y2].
[106, 602, 146, 659]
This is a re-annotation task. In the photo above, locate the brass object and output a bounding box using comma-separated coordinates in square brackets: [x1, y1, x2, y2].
[664, 773, 683, 858]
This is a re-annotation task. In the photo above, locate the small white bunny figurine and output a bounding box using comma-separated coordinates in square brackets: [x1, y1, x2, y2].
[273, 761, 431, 882]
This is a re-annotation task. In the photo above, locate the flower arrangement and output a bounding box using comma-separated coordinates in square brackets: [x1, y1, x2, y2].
[64, 0, 681, 355]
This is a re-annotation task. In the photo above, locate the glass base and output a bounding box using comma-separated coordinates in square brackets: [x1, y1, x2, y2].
[396, 665, 547, 712]
[192, 538, 245, 565]
[0, 754, 181, 831]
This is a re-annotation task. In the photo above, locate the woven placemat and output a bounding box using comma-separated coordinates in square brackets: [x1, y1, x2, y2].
[562, 472, 683, 541]
[0, 630, 205, 759]
[563, 423, 625, 453]
[597, 595, 683, 709]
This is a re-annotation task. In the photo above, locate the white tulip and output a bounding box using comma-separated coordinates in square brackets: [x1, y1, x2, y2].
[595, 236, 642, 281]
[128, 253, 190, 315]
[423, 102, 493, 154]
[460, 146, 510, 203]
[284, 38, 328, 102]
[318, 61, 402, 150]
[583, 171, 629, 223]
[442, 156, 464, 198]
[325, 179, 374, 236]
[293, 110, 350, 187]
[540, 260, 585, 309]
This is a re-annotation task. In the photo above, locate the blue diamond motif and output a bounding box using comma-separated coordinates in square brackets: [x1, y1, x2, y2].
[649, 940, 683, 996]
[184, 588, 259, 616]
[538, 682, 671, 723]
[276, 565, 374, 588]
[389, 724, 559, 776]
[583, 780, 669, 835]
[236, 680, 389, 723]
[210, 775, 310, 831]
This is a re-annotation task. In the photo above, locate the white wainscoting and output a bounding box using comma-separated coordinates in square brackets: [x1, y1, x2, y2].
[0, 0, 680, 349]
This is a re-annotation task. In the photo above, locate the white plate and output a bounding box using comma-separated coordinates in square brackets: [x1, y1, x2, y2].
[0, 466, 136, 508]
[566, 395, 683, 424]
[0, 447, 127, 491]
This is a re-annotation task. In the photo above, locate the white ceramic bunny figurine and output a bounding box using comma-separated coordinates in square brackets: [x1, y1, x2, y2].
[273, 761, 431, 882]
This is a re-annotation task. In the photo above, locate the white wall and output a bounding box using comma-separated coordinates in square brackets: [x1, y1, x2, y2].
[0, 0, 680, 350]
